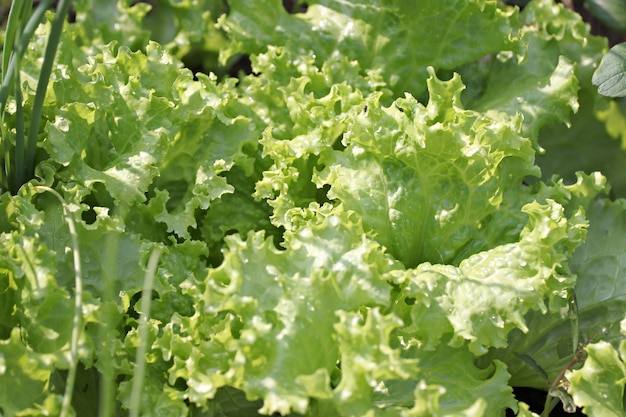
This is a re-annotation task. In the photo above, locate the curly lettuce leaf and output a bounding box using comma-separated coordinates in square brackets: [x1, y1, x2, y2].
[395, 197, 588, 355]
[567, 335, 626, 417]
[196, 204, 396, 415]
[0, 186, 209, 416]
[519, 0, 606, 91]
[332, 308, 419, 416]
[0, 329, 57, 417]
[43, 24, 266, 242]
[71, 0, 151, 51]
[52, 0, 231, 77]
[46, 40, 181, 205]
[317, 69, 538, 267]
[158, 203, 534, 416]
[252, 54, 369, 226]
[463, 0, 609, 146]
[0, 191, 76, 355]
[218, 0, 522, 99]
[508, 1, 626, 198]
[2, 0, 621, 415]
[369, 343, 515, 417]
[471, 37, 578, 139]
[483, 192, 626, 397]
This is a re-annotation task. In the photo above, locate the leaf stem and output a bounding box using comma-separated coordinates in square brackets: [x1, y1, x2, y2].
[540, 289, 583, 416]
[129, 247, 162, 417]
[541, 391, 553, 417]
[98, 232, 121, 417]
[14, 65, 24, 191]
[33, 185, 83, 417]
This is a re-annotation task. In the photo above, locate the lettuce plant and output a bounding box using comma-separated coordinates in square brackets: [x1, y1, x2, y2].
[1, 0, 626, 416]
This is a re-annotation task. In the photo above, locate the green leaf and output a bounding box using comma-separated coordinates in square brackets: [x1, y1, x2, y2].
[317, 69, 538, 267]
[567, 340, 626, 417]
[585, 0, 626, 32]
[494, 193, 626, 390]
[0, 195, 75, 355]
[472, 36, 578, 139]
[253, 66, 368, 227]
[397, 198, 588, 354]
[162, 205, 398, 414]
[570, 198, 626, 348]
[471, 0, 606, 138]
[333, 308, 418, 416]
[521, 0, 606, 89]
[538, 92, 626, 198]
[72, 0, 151, 50]
[385, 345, 515, 417]
[593, 43, 626, 97]
[46, 42, 179, 205]
[0, 329, 54, 416]
[218, 0, 522, 99]
[3, 0, 623, 415]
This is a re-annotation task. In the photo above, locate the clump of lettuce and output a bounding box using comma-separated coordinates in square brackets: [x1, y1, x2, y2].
[1, 0, 626, 416]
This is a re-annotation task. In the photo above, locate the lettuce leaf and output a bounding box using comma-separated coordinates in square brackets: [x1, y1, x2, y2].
[397, 197, 588, 355]
[567, 337, 626, 417]
[0, 329, 58, 417]
[497, 194, 626, 391]
[317, 69, 538, 268]
[218, 0, 522, 100]
[2, 0, 625, 415]
[185, 204, 396, 415]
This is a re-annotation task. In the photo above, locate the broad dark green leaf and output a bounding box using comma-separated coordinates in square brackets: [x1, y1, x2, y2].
[593, 43, 626, 97]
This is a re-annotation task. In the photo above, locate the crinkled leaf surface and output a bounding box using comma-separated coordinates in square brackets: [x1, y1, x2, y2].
[567, 338, 626, 417]
[493, 192, 626, 392]
[71, 0, 151, 50]
[1, 0, 623, 416]
[332, 308, 418, 416]
[395, 197, 589, 355]
[471, 0, 605, 139]
[196, 205, 397, 415]
[218, 0, 522, 99]
[519, 0, 606, 89]
[316, 69, 538, 268]
[370, 343, 515, 417]
[0, 329, 55, 416]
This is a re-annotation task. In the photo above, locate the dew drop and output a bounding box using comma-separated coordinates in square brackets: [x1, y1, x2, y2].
[56, 118, 70, 132]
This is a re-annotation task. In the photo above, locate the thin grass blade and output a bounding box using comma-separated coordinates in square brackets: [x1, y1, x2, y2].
[129, 247, 162, 417]
[0, 0, 52, 114]
[1, 0, 28, 193]
[13, 70, 24, 191]
[0, 0, 52, 193]
[2, 0, 27, 80]
[25, 0, 72, 181]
